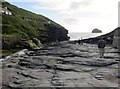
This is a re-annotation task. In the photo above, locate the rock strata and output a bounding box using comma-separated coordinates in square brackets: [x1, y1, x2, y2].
[2, 41, 119, 88]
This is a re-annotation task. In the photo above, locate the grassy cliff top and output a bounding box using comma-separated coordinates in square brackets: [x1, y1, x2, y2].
[2, 2, 67, 39]
[1, 1, 69, 57]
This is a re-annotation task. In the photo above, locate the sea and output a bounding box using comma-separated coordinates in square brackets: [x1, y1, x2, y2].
[68, 32, 106, 41]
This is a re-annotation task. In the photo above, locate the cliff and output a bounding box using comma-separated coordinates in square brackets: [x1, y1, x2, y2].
[1, 2, 69, 54]
[112, 27, 120, 50]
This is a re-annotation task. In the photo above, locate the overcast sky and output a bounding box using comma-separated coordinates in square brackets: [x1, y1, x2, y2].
[6, 0, 120, 33]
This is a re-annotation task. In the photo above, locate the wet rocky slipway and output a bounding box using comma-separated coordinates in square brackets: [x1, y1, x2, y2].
[1, 41, 120, 88]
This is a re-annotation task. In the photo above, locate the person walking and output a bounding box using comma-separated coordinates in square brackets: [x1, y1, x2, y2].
[78, 39, 81, 44]
[78, 38, 83, 45]
[98, 38, 106, 58]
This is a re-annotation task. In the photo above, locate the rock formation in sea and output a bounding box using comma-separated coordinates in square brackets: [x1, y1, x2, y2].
[92, 28, 102, 33]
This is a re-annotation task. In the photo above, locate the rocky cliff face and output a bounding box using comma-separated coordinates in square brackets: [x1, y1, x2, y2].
[112, 27, 120, 48]
[39, 23, 69, 43]
[2, 2, 69, 51]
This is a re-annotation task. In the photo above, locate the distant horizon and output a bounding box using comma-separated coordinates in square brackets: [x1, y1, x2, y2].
[68, 32, 105, 41]
[68, 31, 107, 33]
[5, 0, 119, 33]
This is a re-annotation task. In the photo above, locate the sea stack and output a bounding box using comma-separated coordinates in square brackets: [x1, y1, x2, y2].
[92, 28, 102, 33]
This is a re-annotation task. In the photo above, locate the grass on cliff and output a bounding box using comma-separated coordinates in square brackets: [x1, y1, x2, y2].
[2, 2, 49, 39]
[2, 2, 67, 41]
[2, 2, 46, 57]
[1, 2, 68, 57]
[2, 15, 39, 38]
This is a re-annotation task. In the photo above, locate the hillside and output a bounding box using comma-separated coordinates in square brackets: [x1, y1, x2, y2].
[1, 2, 69, 56]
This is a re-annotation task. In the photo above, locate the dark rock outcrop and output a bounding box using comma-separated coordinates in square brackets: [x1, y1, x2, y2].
[40, 23, 69, 43]
[2, 2, 69, 51]
[112, 27, 120, 50]
[92, 28, 102, 33]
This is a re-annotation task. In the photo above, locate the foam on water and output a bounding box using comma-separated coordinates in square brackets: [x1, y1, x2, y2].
[68, 32, 105, 41]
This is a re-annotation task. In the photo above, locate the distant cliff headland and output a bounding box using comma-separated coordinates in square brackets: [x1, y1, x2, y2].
[1, 2, 69, 57]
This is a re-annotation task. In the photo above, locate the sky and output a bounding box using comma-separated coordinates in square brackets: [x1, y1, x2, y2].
[5, 0, 120, 33]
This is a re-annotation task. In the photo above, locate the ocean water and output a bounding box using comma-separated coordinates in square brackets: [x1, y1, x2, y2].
[68, 32, 105, 41]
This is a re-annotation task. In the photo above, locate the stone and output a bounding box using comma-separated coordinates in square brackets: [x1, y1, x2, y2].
[7, 64, 13, 68]
[95, 75, 104, 80]
[55, 64, 75, 71]
[13, 76, 19, 79]
[2, 41, 119, 87]
[81, 68, 94, 72]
